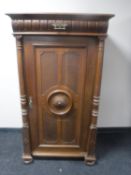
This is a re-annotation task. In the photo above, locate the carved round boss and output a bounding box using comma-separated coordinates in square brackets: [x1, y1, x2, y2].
[47, 90, 72, 115]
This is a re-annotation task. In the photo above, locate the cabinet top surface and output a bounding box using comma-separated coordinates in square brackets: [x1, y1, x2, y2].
[7, 13, 114, 20]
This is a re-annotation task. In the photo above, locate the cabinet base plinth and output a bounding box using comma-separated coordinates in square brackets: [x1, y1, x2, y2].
[84, 155, 96, 166]
[22, 154, 33, 164]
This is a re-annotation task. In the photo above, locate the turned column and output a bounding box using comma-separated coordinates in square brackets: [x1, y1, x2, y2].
[85, 37, 105, 165]
[15, 35, 33, 163]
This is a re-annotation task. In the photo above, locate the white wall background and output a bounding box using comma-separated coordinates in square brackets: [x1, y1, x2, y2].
[0, 0, 131, 128]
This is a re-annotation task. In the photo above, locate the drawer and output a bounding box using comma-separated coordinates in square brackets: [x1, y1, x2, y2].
[12, 19, 108, 33]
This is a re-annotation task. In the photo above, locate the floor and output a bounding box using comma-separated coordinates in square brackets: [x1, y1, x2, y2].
[0, 129, 131, 175]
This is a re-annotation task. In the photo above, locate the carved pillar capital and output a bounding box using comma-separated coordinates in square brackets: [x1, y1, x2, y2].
[15, 35, 23, 50]
[97, 36, 105, 40]
[15, 35, 22, 40]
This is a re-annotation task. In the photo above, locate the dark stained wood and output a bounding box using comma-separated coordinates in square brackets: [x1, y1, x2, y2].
[8, 13, 114, 165]
[15, 35, 32, 163]
[85, 37, 105, 165]
[7, 13, 114, 36]
[7, 13, 114, 20]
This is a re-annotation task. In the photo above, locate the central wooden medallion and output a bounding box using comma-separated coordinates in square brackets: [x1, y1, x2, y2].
[47, 89, 72, 116]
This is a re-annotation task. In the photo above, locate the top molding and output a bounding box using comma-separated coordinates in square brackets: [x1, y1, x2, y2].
[7, 13, 114, 36]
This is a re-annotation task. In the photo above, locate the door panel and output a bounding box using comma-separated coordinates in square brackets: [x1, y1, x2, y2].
[23, 36, 96, 155]
[62, 50, 81, 93]
[35, 47, 86, 148]
[40, 50, 58, 92]
[43, 112, 57, 144]
[61, 111, 76, 144]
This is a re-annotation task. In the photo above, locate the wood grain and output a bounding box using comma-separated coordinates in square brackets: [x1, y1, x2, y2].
[8, 13, 114, 165]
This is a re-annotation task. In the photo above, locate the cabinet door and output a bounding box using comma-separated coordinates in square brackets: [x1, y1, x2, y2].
[23, 36, 96, 156]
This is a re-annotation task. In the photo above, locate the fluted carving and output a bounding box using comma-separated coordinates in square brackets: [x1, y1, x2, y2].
[11, 19, 108, 33]
[7, 13, 114, 35]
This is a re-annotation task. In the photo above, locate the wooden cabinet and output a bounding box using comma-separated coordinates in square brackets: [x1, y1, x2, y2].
[7, 13, 114, 165]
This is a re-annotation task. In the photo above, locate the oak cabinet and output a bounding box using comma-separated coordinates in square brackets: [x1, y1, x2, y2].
[7, 13, 114, 165]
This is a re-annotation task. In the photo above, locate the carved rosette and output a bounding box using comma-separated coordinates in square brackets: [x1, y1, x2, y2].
[47, 89, 72, 116]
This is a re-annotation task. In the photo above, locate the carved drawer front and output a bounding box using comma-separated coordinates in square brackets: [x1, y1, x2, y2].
[11, 17, 109, 33]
